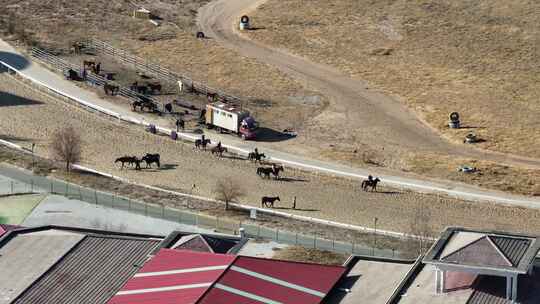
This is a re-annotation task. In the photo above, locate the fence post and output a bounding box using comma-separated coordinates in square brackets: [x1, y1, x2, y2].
[31, 180, 34, 193]
[275, 229, 279, 241]
[65, 183, 68, 196]
[333, 239, 335, 249]
[313, 235, 317, 249]
[257, 225, 260, 238]
[295, 233, 298, 245]
[10, 181, 13, 194]
[50, 181, 53, 193]
[111, 193, 115, 207]
[79, 186, 82, 200]
[145, 202, 148, 216]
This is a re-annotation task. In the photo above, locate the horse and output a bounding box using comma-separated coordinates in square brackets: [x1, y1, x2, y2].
[115, 156, 137, 169]
[131, 82, 148, 95]
[211, 145, 227, 157]
[261, 196, 280, 208]
[361, 178, 381, 192]
[248, 151, 266, 162]
[270, 165, 284, 179]
[103, 83, 119, 96]
[195, 139, 211, 150]
[257, 167, 274, 179]
[142, 153, 160, 168]
[147, 82, 162, 94]
[83, 60, 95, 69]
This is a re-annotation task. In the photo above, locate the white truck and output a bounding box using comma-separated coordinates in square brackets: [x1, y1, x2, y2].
[203, 102, 258, 140]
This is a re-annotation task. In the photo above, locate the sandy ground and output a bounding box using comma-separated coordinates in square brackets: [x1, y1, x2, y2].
[2, 74, 540, 237]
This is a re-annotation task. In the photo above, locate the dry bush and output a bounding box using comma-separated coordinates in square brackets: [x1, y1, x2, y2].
[214, 179, 244, 210]
[51, 125, 82, 172]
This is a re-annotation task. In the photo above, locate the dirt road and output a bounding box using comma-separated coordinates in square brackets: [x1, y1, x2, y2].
[197, 0, 540, 170]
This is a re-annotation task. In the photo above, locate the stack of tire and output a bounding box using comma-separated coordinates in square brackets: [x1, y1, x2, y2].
[239, 15, 250, 30]
[449, 112, 460, 129]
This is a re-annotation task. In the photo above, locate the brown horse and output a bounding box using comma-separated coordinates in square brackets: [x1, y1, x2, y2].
[211, 145, 227, 157]
[261, 196, 280, 208]
[361, 178, 381, 192]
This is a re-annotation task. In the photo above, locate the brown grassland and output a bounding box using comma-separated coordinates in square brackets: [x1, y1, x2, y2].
[247, 0, 540, 158]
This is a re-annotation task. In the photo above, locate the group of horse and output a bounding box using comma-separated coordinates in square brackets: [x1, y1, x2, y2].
[194, 137, 228, 157]
[130, 81, 162, 96]
[115, 153, 160, 170]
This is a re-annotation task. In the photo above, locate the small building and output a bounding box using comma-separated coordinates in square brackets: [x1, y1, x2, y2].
[133, 8, 151, 20]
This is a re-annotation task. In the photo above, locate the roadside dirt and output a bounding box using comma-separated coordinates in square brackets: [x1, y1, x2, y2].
[2, 73, 540, 240]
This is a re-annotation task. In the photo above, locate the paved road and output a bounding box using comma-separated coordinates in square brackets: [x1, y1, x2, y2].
[1, 40, 539, 208]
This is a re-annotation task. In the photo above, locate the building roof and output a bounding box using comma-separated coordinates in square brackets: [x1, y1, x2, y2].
[424, 227, 540, 274]
[162, 231, 244, 254]
[0, 229, 85, 304]
[109, 249, 346, 304]
[9, 230, 160, 304]
[199, 256, 346, 304]
[108, 249, 235, 304]
[324, 256, 416, 304]
[0, 224, 21, 238]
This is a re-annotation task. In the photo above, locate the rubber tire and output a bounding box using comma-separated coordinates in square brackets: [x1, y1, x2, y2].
[241, 15, 249, 23]
[241, 134, 246, 140]
[196, 31, 205, 39]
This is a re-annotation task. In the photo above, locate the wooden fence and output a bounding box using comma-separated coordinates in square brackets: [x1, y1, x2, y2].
[83, 38, 242, 104]
[30, 47, 163, 111]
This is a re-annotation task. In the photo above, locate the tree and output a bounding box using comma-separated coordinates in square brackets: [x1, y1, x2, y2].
[214, 179, 244, 211]
[51, 125, 81, 172]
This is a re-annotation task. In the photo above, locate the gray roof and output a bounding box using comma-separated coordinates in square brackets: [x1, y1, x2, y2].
[0, 229, 84, 304]
[424, 228, 540, 274]
[12, 235, 159, 304]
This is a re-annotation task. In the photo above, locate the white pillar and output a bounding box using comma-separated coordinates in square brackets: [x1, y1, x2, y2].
[512, 274, 518, 303]
[506, 276, 511, 300]
[435, 269, 443, 294]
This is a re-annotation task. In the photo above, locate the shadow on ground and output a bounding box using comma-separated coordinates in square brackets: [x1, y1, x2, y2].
[0, 51, 30, 71]
[0, 91, 44, 107]
[254, 127, 296, 142]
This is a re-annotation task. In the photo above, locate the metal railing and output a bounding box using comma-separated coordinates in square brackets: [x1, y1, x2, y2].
[30, 47, 163, 111]
[83, 38, 242, 104]
[2, 173, 400, 258]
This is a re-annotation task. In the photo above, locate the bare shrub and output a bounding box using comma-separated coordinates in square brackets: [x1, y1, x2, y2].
[51, 125, 82, 172]
[214, 179, 244, 210]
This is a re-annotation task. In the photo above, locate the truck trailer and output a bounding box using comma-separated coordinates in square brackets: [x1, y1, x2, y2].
[203, 102, 258, 140]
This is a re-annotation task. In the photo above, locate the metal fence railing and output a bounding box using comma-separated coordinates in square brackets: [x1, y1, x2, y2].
[30, 47, 163, 112]
[1, 173, 401, 258]
[83, 38, 242, 104]
[0, 180, 42, 196]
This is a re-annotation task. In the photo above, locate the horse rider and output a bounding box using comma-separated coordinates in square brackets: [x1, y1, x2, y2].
[217, 141, 222, 150]
[254, 147, 259, 156]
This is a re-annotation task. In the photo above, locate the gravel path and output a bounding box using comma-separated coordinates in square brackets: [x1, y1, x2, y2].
[2, 74, 540, 235]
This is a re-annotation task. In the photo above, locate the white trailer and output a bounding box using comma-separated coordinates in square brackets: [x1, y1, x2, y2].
[205, 102, 257, 139]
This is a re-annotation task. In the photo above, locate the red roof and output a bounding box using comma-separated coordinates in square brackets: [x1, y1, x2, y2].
[0, 224, 21, 237]
[108, 250, 346, 304]
[107, 249, 235, 304]
[199, 256, 346, 304]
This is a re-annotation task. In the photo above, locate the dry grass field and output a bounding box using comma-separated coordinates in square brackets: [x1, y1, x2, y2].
[0, 0, 322, 132]
[247, 0, 540, 158]
[2, 74, 540, 237]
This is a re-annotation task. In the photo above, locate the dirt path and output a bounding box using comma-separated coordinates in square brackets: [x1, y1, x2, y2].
[196, 0, 540, 170]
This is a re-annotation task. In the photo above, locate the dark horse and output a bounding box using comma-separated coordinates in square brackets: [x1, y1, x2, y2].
[257, 165, 283, 179]
[115, 156, 140, 170]
[104, 83, 119, 96]
[248, 151, 266, 162]
[147, 82, 162, 94]
[211, 145, 227, 157]
[195, 139, 211, 150]
[361, 178, 381, 192]
[261, 196, 280, 208]
[132, 97, 157, 112]
[142, 153, 160, 168]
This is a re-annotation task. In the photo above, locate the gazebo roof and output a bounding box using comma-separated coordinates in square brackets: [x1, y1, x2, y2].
[423, 227, 540, 274]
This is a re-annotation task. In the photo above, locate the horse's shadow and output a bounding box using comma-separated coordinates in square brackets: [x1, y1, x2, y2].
[271, 207, 319, 212]
[137, 164, 178, 171]
[373, 191, 401, 195]
[276, 177, 309, 183]
[220, 155, 245, 161]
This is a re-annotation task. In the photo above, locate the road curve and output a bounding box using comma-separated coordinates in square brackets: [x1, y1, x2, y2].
[197, 0, 540, 170]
